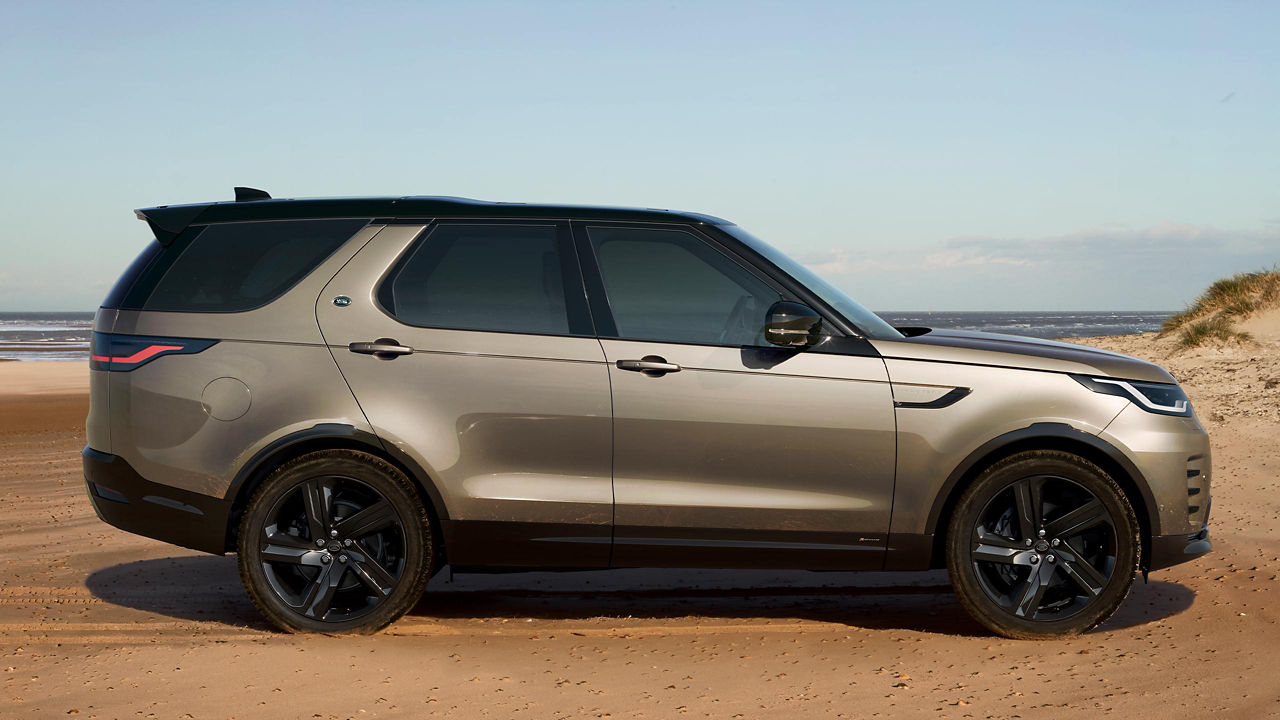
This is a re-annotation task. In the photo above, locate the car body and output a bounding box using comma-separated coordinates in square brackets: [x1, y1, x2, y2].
[83, 189, 1211, 636]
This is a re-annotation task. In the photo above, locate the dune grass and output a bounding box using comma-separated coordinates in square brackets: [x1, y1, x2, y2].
[1160, 268, 1280, 347]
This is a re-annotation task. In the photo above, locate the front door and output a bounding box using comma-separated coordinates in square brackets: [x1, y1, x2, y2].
[316, 221, 613, 568]
[577, 223, 896, 570]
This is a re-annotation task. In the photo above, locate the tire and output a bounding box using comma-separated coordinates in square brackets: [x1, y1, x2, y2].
[236, 449, 433, 634]
[945, 450, 1140, 640]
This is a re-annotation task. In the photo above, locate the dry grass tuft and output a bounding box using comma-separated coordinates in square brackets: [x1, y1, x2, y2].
[1160, 268, 1280, 347]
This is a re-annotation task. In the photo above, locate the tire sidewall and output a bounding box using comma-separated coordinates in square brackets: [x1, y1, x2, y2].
[946, 451, 1140, 639]
[237, 451, 430, 634]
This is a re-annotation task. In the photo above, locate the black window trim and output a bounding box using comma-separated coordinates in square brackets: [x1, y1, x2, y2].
[373, 218, 597, 339]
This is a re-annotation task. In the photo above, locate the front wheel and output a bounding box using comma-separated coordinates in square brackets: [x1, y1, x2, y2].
[946, 450, 1140, 640]
[237, 450, 433, 634]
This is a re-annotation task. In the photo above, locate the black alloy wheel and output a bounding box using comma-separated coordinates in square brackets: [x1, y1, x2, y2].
[238, 450, 432, 634]
[947, 450, 1139, 639]
[971, 474, 1116, 620]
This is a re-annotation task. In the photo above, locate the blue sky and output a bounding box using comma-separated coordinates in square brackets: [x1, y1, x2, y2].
[1, 1, 1277, 311]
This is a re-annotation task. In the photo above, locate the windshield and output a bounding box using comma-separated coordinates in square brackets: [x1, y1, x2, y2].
[720, 225, 903, 341]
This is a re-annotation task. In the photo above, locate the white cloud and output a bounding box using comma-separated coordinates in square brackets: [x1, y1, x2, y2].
[792, 221, 1274, 277]
[795, 248, 900, 275]
[920, 221, 1279, 268]
[778, 221, 1280, 310]
[923, 249, 1034, 268]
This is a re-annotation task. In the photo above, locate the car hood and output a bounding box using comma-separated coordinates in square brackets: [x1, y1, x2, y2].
[868, 328, 1177, 384]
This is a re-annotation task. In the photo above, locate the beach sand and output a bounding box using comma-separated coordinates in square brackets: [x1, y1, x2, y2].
[1, 330, 1278, 718]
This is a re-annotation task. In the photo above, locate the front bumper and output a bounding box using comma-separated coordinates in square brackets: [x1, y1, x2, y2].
[1099, 403, 1213, 571]
[82, 447, 230, 554]
[1149, 525, 1212, 571]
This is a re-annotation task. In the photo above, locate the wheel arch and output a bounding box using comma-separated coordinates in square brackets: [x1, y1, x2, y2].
[925, 422, 1158, 570]
[222, 423, 450, 563]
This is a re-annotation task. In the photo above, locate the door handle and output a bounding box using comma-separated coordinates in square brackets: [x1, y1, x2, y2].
[616, 355, 681, 376]
[348, 338, 414, 360]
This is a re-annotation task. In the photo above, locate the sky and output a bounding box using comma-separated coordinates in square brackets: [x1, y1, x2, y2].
[1, 1, 1277, 312]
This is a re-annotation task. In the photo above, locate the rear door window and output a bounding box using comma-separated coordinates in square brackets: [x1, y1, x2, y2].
[378, 222, 592, 336]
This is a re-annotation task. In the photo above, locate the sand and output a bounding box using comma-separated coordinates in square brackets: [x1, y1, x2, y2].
[0, 361, 86, 396]
[1, 325, 1279, 719]
[1242, 310, 1280, 345]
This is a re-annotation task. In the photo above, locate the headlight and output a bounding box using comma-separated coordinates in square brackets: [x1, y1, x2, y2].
[1071, 375, 1192, 417]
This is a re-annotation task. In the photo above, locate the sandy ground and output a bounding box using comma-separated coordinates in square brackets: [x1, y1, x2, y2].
[2, 331, 1279, 719]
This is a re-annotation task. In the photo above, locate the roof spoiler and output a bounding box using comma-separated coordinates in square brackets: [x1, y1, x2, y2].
[134, 205, 208, 246]
[134, 187, 272, 245]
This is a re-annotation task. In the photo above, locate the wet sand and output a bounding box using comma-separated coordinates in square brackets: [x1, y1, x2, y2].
[1, 332, 1278, 718]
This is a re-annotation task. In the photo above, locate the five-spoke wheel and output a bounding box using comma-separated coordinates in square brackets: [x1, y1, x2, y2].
[947, 450, 1139, 639]
[238, 450, 433, 634]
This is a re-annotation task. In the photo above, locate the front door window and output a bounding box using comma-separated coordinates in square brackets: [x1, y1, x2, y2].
[586, 226, 782, 347]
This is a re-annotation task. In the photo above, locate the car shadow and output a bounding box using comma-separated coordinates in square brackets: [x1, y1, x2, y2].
[84, 556, 1196, 637]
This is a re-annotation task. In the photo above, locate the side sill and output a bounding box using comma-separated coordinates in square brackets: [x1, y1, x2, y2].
[444, 520, 611, 569]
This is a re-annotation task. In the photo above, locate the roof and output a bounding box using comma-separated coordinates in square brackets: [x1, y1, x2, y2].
[135, 193, 732, 243]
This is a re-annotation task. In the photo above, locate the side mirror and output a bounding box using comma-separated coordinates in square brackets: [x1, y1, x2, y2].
[764, 301, 822, 348]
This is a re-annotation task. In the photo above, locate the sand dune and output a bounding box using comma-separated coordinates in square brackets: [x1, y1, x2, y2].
[1241, 307, 1280, 344]
[1, 328, 1278, 718]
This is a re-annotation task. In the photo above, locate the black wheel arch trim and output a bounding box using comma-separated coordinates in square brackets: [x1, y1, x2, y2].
[223, 423, 452, 552]
[923, 422, 1160, 565]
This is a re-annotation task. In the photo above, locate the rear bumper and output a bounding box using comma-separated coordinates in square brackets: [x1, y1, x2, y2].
[1149, 525, 1212, 572]
[82, 447, 230, 554]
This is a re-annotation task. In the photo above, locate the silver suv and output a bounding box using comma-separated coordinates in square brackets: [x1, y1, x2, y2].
[84, 188, 1211, 638]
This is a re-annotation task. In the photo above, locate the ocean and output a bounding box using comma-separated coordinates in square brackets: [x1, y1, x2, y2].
[877, 310, 1173, 341]
[0, 312, 96, 361]
[0, 310, 1173, 362]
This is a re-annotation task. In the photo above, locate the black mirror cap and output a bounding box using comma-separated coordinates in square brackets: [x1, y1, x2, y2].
[764, 301, 823, 347]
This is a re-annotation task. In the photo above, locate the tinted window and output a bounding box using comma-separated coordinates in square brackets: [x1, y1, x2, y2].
[587, 226, 782, 346]
[137, 219, 367, 313]
[382, 224, 576, 335]
[101, 240, 163, 309]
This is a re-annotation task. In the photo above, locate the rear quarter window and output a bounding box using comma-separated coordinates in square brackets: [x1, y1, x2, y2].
[117, 219, 368, 313]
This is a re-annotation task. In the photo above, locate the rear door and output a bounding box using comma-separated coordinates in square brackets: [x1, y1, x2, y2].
[576, 222, 896, 570]
[316, 221, 613, 568]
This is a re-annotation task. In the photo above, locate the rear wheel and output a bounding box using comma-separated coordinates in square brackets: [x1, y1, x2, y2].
[237, 450, 432, 634]
[946, 450, 1139, 639]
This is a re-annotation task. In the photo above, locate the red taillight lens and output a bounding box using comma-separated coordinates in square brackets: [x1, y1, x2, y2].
[90, 332, 216, 371]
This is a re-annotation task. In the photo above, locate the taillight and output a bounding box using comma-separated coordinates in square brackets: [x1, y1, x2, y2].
[90, 332, 216, 371]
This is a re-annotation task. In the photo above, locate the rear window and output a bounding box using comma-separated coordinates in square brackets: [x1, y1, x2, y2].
[114, 219, 368, 313]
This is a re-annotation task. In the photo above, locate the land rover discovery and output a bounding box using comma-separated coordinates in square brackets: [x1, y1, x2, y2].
[83, 188, 1212, 638]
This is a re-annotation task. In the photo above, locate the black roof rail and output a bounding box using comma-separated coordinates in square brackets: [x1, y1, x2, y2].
[234, 186, 271, 202]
